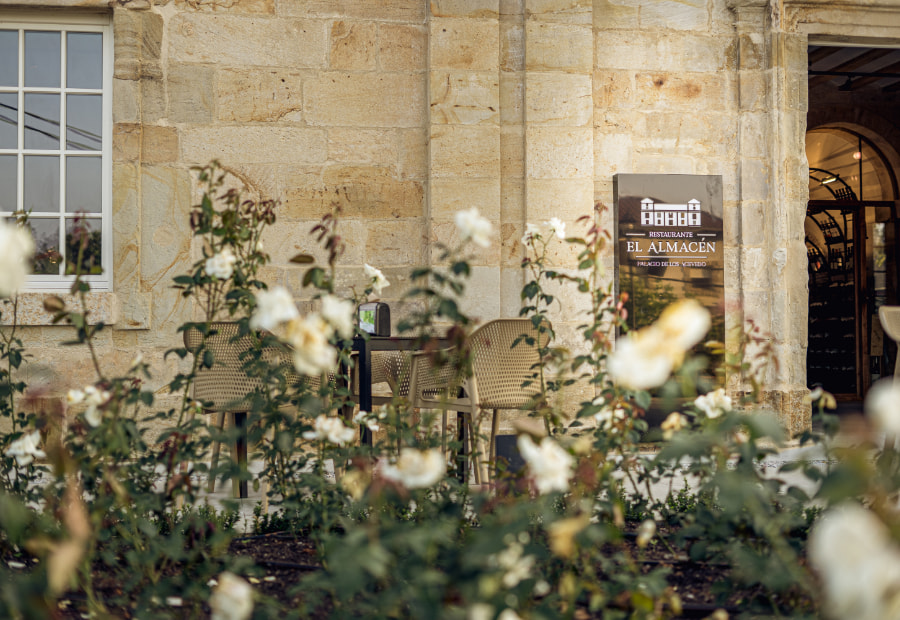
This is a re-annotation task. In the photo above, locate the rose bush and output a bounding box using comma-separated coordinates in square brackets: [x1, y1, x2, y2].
[0, 161, 898, 619]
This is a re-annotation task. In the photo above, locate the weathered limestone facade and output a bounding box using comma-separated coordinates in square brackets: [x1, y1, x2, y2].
[3, 0, 900, 434]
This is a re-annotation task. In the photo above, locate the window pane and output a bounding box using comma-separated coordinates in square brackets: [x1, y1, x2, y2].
[24, 31, 60, 88]
[24, 93, 60, 149]
[17, 217, 61, 275]
[0, 30, 17, 87]
[66, 32, 102, 89]
[66, 156, 101, 213]
[65, 217, 101, 275]
[66, 94, 101, 151]
[0, 155, 16, 212]
[24, 155, 59, 213]
[0, 92, 17, 149]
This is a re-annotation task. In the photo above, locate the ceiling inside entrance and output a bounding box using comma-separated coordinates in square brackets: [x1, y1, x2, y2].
[808, 45, 900, 92]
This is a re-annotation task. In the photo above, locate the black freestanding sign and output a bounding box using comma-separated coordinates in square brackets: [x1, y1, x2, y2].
[614, 174, 725, 369]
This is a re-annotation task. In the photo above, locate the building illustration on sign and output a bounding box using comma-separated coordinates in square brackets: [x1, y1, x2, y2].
[640, 198, 702, 227]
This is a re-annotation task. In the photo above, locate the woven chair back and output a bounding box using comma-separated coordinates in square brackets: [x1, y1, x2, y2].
[470, 319, 548, 410]
[183, 322, 267, 413]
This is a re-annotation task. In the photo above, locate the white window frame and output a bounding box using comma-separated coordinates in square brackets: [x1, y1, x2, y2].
[0, 12, 113, 292]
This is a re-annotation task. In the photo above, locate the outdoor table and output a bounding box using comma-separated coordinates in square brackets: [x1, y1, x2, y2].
[350, 334, 454, 445]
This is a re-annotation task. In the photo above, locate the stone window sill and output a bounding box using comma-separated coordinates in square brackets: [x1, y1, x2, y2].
[0, 292, 118, 326]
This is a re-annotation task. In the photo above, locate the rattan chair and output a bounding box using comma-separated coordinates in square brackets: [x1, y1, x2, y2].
[184, 322, 300, 498]
[405, 319, 548, 483]
[879, 306, 900, 380]
[184, 323, 400, 497]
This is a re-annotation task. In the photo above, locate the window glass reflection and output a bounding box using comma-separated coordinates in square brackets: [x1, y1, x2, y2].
[66, 33, 102, 89]
[66, 95, 101, 151]
[24, 156, 59, 213]
[65, 217, 101, 275]
[24, 93, 60, 150]
[66, 157, 101, 213]
[16, 217, 61, 275]
[0, 92, 17, 149]
[24, 31, 60, 88]
[0, 156, 16, 213]
[0, 30, 17, 87]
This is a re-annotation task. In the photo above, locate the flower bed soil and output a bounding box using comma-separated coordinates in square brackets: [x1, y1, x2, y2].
[7, 529, 811, 619]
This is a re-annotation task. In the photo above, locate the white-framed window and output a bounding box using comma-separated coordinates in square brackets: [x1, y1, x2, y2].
[0, 13, 112, 291]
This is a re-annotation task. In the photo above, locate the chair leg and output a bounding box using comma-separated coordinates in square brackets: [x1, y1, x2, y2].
[466, 412, 482, 486]
[208, 411, 226, 492]
[441, 410, 448, 454]
[488, 409, 499, 484]
[232, 411, 249, 499]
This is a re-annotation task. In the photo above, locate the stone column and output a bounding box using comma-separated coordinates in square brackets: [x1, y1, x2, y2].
[729, 0, 810, 432]
[523, 1, 594, 379]
[428, 2, 502, 321]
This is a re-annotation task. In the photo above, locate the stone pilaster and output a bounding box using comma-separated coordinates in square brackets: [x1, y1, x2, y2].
[428, 1, 502, 321]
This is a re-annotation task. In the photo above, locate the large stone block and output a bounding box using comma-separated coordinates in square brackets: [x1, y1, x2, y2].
[526, 126, 593, 179]
[500, 19, 524, 72]
[114, 124, 141, 162]
[329, 20, 377, 70]
[592, 131, 633, 178]
[431, 178, 501, 221]
[260, 218, 366, 267]
[366, 219, 428, 267]
[430, 71, 500, 125]
[142, 125, 179, 164]
[139, 166, 192, 288]
[500, 74, 524, 125]
[305, 72, 425, 127]
[321, 165, 424, 218]
[431, 0, 499, 18]
[454, 265, 502, 321]
[525, 72, 592, 126]
[500, 176, 525, 221]
[113, 78, 140, 123]
[174, 0, 275, 13]
[289, 0, 426, 22]
[638, 0, 708, 31]
[431, 125, 501, 179]
[169, 15, 327, 68]
[525, 0, 591, 24]
[430, 18, 500, 71]
[217, 68, 305, 123]
[526, 178, 594, 222]
[182, 127, 326, 165]
[397, 128, 428, 179]
[525, 21, 591, 72]
[592, 0, 639, 28]
[632, 72, 729, 111]
[378, 24, 427, 72]
[327, 128, 399, 165]
[500, 124, 525, 179]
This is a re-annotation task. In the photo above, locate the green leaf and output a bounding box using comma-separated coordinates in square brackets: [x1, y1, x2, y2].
[290, 253, 315, 264]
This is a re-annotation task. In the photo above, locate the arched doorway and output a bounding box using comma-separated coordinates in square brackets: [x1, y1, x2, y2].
[806, 127, 900, 398]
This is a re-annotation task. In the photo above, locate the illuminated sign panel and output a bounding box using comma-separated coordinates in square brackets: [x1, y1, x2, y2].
[614, 174, 725, 381]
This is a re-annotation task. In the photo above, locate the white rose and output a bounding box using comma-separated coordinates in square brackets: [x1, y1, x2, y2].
[592, 399, 627, 428]
[285, 315, 338, 377]
[380, 448, 446, 489]
[209, 572, 253, 620]
[656, 299, 711, 354]
[6, 430, 45, 467]
[521, 222, 540, 245]
[205, 247, 237, 280]
[865, 379, 900, 436]
[363, 263, 390, 295]
[250, 287, 299, 332]
[661, 412, 687, 440]
[320, 294, 355, 340]
[0, 221, 35, 298]
[546, 217, 566, 240]
[809, 504, 900, 620]
[607, 329, 674, 391]
[517, 435, 574, 495]
[694, 388, 732, 419]
[454, 207, 492, 248]
[302, 414, 357, 446]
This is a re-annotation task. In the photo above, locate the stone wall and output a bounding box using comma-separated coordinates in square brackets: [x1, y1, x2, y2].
[5, 0, 900, 435]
